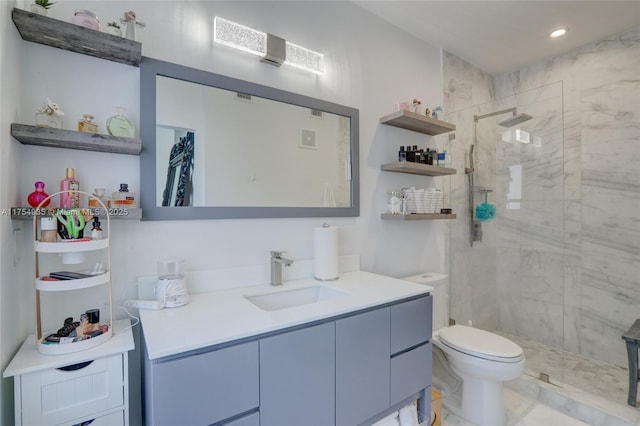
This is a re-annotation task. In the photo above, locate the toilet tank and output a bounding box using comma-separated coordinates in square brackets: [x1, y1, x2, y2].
[402, 272, 449, 331]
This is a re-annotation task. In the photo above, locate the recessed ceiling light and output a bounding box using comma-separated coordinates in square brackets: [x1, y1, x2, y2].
[549, 28, 567, 39]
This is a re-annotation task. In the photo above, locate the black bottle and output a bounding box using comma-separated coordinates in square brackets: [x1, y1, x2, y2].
[406, 146, 415, 162]
[399, 146, 406, 162]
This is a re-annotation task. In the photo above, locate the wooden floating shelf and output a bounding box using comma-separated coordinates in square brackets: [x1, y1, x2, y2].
[380, 110, 456, 136]
[11, 207, 142, 220]
[381, 161, 456, 176]
[381, 213, 457, 221]
[11, 8, 141, 67]
[11, 124, 141, 155]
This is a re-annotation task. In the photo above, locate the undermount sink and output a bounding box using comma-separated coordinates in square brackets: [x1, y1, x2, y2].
[244, 285, 348, 312]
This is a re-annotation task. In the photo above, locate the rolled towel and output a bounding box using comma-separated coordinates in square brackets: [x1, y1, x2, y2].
[398, 403, 419, 426]
[372, 411, 399, 426]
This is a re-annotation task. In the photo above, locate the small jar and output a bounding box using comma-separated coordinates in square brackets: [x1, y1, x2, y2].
[78, 114, 98, 133]
[40, 216, 57, 242]
[72, 10, 100, 31]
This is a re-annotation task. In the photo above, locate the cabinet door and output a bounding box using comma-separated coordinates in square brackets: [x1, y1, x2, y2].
[148, 341, 258, 426]
[260, 322, 335, 426]
[336, 307, 390, 426]
[390, 295, 432, 354]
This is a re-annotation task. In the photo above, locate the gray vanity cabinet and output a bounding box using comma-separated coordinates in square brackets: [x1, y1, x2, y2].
[259, 322, 336, 426]
[144, 341, 259, 426]
[335, 307, 391, 426]
[143, 294, 432, 426]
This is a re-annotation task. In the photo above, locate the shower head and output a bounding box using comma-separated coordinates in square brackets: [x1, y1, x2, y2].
[499, 113, 533, 128]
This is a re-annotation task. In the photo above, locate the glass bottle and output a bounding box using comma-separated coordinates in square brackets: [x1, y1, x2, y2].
[112, 183, 137, 207]
[106, 107, 135, 138]
[78, 114, 98, 133]
[35, 112, 63, 129]
[88, 188, 110, 207]
[59, 168, 80, 209]
[27, 181, 50, 208]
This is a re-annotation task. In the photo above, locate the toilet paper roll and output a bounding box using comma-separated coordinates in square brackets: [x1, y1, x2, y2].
[314, 224, 339, 281]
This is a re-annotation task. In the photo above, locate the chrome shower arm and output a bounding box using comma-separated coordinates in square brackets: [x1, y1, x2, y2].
[473, 107, 517, 123]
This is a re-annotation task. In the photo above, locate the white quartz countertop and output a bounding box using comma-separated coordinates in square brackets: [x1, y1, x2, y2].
[141, 271, 432, 360]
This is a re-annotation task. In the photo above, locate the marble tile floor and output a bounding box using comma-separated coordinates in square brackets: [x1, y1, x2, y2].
[439, 333, 640, 425]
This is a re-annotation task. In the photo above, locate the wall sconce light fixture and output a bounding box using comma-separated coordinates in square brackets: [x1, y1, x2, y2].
[213, 16, 324, 74]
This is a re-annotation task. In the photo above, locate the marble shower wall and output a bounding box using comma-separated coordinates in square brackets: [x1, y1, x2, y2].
[496, 26, 640, 368]
[444, 26, 640, 369]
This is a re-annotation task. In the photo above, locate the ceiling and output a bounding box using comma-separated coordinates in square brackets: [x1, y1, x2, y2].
[353, 1, 640, 75]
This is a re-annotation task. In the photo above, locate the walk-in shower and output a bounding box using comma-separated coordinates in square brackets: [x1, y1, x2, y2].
[466, 107, 533, 246]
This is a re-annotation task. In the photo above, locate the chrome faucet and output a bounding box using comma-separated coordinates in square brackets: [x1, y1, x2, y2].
[270, 251, 293, 286]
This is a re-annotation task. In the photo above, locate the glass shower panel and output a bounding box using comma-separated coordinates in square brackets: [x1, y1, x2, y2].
[446, 81, 565, 387]
[494, 82, 565, 385]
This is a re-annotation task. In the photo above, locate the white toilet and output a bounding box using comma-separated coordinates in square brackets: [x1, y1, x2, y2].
[403, 273, 525, 426]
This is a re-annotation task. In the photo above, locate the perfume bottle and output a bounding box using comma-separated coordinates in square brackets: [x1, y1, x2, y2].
[88, 188, 110, 207]
[106, 107, 135, 138]
[27, 181, 51, 208]
[78, 114, 98, 133]
[112, 183, 137, 207]
[59, 168, 80, 208]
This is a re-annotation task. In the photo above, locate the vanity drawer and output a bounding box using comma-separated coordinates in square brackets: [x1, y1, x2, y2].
[390, 342, 432, 405]
[390, 296, 432, 354]
[20, 354, 125, 426]
[149, 341, 259, 426]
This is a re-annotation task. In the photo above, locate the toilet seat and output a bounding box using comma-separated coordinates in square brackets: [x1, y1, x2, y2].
[438, 325, 524, 363]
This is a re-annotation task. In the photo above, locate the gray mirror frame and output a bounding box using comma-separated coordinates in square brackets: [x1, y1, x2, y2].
[140, 57, 360, 220]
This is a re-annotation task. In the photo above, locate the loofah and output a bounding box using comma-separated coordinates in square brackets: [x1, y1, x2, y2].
[475, 201, 496, 222]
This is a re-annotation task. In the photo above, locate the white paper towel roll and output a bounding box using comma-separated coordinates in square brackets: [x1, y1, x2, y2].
[314, 224, 339, 281]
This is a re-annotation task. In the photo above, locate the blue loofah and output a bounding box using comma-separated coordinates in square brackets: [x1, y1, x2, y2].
[475, 202, 496, 222]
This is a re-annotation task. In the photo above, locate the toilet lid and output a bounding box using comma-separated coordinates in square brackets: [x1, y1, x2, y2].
[438, 325, 524, 362]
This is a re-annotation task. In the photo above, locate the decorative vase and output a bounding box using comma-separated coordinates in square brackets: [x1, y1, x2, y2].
[29, 4, 47, 16]
[28, 181, 50, 208]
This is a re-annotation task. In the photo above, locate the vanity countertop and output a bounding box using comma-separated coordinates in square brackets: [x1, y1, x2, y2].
[140, 270, 432, 360]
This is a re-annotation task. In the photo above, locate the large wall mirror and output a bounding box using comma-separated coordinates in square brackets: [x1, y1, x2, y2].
[140, 57, 359, 220]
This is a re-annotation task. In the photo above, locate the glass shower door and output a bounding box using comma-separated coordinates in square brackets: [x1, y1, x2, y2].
[494, 81, 565, 385]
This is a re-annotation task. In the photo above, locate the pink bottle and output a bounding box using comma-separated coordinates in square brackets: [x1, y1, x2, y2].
[27, 181, 50, 208]
[59, 168, 80, 208]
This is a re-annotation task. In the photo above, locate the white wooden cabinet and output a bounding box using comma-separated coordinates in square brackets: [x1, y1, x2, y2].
[3, 319, 134, 426]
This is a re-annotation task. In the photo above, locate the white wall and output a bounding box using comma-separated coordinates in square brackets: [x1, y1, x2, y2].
[2, 1, 448, 422]
[1, 1, 31, 423]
